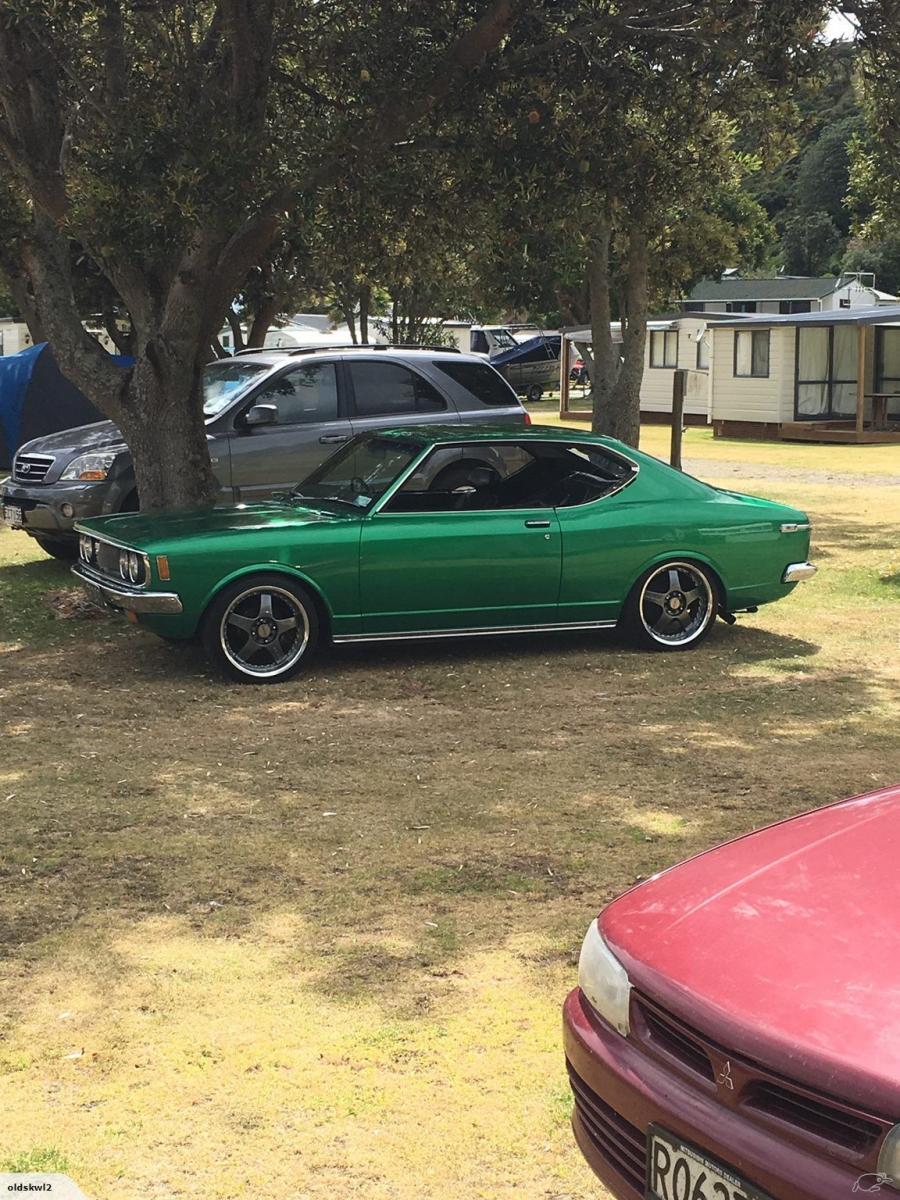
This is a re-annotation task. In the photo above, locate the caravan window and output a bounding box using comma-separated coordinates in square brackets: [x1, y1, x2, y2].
[649, 330, 678, 368]
[734, 330, 770, 378]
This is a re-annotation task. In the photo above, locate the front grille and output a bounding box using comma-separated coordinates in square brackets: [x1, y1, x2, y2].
[635, 995, 715, 1081]
[745, 1082, 884, 1156]
[567, 1060, 646, 1193]
[95, 539, 124, 578]
[13, 453, 54, 483]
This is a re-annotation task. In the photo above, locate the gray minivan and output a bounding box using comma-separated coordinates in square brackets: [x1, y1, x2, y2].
[1, 346, 529, 558]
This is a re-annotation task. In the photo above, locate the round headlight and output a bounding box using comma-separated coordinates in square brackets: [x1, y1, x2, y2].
[578, 921, 632, 1037]
[128, 552, 142, 584]
[119, 549, 130, 580]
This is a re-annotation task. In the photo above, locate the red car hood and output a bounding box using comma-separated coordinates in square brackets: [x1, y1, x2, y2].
[601, 786, 900, 1116]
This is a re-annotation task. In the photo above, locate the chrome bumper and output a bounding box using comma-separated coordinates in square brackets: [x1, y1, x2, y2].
[782, 561, 817, 583]
[71, 563, 183, 614]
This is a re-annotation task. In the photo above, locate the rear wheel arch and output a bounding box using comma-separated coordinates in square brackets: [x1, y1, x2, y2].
[620, 556, 725, 651]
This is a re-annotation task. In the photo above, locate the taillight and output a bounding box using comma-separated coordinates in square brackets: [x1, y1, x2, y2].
[523, 410, 532, 425]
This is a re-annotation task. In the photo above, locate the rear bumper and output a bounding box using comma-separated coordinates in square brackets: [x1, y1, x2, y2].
[563, 988, 867, 1200]
[71, 563, 183, 614]
[782, 561, 817, 583]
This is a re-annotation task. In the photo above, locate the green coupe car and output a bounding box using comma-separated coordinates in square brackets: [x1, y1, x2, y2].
[71, 426, 815, 683]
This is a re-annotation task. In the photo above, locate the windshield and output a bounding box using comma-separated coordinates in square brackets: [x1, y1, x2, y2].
[202, 360, 269, 417]
[491, 329, 518, 351]
[294, 434, 424, 512]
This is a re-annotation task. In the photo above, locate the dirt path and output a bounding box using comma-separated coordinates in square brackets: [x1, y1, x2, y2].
[685, 457, 900, 488]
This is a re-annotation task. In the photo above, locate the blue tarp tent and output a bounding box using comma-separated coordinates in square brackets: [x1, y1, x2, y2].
[0, 343, 132, 468]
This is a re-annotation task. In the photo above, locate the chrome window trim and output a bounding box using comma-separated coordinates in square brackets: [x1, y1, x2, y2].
[369, 438, 639, 517]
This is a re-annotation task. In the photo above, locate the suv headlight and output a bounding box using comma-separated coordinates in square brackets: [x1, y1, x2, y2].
[61, 453, 117, 481]
[578, 921, 632, 1036]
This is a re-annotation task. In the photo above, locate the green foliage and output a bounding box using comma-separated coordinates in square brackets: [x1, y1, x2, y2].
[781, 209, 844, 275]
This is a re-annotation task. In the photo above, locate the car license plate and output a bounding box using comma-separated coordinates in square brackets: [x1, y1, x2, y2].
[2, 504, 23, 528]
[82, 581, 107, 609]
[647, 1126, 772, 1200]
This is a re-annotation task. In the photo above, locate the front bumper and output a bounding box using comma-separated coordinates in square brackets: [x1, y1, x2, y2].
[1, 478, 119, 536]
[563, 988, 869, 1200]
[71, 563, 183, 614]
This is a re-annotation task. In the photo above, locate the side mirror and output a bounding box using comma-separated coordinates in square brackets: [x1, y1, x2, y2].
[244, 403, 278, 428]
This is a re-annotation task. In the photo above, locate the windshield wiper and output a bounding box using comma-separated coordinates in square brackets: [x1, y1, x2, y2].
[291, 492, 363, 510]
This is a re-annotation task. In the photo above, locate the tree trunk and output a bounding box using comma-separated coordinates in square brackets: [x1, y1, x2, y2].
[609, 229, 648, 448]
[247, 296, 280, 347]
[117, 356, 218, 511]
[227, 310, 246, 352]
[586, 221, 619, 435]
[359, 283, 370, 344]
[5, 269, 46, 343]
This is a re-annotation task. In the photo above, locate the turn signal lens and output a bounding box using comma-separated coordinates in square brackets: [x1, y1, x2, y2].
[156, 555, 170, 581]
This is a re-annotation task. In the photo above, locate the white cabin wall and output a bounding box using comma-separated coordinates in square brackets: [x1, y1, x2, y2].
[709, 325, 795, 423]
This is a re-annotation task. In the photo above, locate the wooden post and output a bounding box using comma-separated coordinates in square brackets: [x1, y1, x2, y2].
[559, 332, 570, 417]
[856, 324, 866, 437]
[671, 369, 686, 469]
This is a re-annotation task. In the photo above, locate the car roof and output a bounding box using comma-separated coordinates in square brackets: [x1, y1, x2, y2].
[224, 347, 481, 366]
[372, 424, 625, 448]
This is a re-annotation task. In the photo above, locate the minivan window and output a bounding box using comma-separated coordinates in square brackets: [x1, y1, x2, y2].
[433, 360, 518, 406]
[349, 361, 446, 417]
[202, 360, 268, 417]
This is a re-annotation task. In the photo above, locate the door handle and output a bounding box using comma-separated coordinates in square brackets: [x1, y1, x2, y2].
[524, 519, 552, 528]
[319, 434, 351, 444]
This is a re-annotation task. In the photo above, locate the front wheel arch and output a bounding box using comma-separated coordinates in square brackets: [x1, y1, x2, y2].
[196, 566, 333, 643]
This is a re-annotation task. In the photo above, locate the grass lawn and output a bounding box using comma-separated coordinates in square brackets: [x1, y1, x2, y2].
[0, 428, 898, 1199]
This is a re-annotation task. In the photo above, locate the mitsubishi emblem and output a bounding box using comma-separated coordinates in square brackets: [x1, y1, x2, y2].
[717, 1060, 735, 1090]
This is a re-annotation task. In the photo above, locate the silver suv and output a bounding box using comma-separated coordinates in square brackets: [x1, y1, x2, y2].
[1, 345, 528, 558]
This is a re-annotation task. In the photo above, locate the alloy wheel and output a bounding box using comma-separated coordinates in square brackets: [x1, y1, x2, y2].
[219, 585, 310, 678]
[638, 562, 715, 647]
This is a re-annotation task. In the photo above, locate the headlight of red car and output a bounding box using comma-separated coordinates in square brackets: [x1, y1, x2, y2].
[578, 920, 632, 1037]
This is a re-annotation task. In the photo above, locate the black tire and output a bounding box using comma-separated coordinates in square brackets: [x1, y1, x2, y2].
[32, 534, 78, 561]
[620, 560, 719, 652]
[526, 384, 544, 403]
[201, 573, 319, 683]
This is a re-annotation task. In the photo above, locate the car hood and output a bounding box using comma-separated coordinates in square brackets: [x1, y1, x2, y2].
[76, 500, 360, 547]
[601, 787, 900, 1114]
[20, 420, 127, 458]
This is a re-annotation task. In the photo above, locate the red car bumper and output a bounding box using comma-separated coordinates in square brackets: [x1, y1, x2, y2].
[563, 988, 876, 1200]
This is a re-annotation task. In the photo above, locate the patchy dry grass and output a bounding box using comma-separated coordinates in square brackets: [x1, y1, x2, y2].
[0, 430, 898, 1200]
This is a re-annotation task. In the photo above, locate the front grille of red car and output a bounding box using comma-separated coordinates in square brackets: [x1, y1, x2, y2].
[633, 993, 888, 1164]
[567, 1060, 646, 1193]
[745, 1082, 884, 1156]
[635, 995, 715, 1082]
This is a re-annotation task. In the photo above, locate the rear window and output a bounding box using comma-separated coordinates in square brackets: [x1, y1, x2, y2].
[433, 360, 519, 407]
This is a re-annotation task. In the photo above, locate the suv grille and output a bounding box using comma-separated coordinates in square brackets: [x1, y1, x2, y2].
[13, 453, 54, 483]
[567, 1060, 646, 1193]
[745, 1082, 884, 1155]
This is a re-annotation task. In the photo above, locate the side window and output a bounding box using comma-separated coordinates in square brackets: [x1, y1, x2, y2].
[432, 360, 518, 407]
[254, 363, 338, 424]
[349, 361, 447, 417]
[384, 444, 535, 513]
